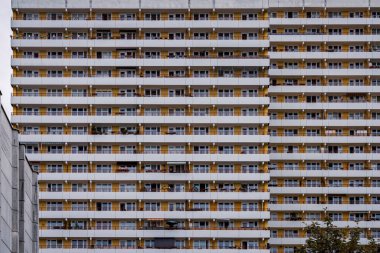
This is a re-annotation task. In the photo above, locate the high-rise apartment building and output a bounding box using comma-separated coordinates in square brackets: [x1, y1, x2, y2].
[11, 0, 270, 251]
[9, 0, 380, 252]
[267, 1, 380, 252]
[0, 91, 39, 253]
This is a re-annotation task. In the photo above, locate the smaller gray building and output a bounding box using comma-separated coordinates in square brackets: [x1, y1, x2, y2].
[0, 91, 38, 253]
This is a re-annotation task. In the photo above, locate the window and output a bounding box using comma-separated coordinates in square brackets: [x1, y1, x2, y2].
[47, 240, 63, 248]
[72, 126, 87, 135]
[285, 12, 298, 18]
[193, 202, 209, 211]
[307, 12, 320, 18]
[120, 32, 136, 40]
[193, 164, 209, 173]
[25, 145, 39, 154]
[242, 164, 258, 173]
[47, 202, 63, 211]
[72, 202, 88, 211]
[23, 13, 39, 20]
[96, 221, 112, 230]
[144, 202, 161, 211]
[242, 33, 257, 40]
[120, 240, 136, 249]
[120, 13, 135, 20]
[145, 13, 160, 20]
[96, 164, 112, 173]
[242, 13, 258, 20]
[241, 108, 257, 116]
[71, 13, 87, 20]
[218, 240, 234, 249]
[47, 108, 63, 115]
[218, 202, 234, 211]
[193, 146, 209, 154]
[193, 108, 209, 116]
[193, 13, 209, 20]
[95, 13, 111, 20]
[218, 108, 233, 116]
[72, 164, 88, 173]
[241, 146, 258, 154]
[168, 32, 184, 40]
[218, 89, 233, 97]
[72, 240, 87, 249]
[47, 145, 63, 154]
[242, 127, 258, 135]
[23, 51, 39, 59]
[194, 127, 209, 135]
[47, 221, 64, 229]
[95, 184, 112, 192]
[218, 32, 233, 40]
[23, 33, 39, 40]
[194, 240, 209, 249]
[96, 145, 111, 154]
[72, 145, 88, 154]
[47, 13, 63, 20]
[120, 184, 136, 192]
[193, 70, 209, 77]
[96, 202, 111, 211]
[169, 13, 185, 20]
[120, 202, 136, 211]
[95, 240, 112, 248]
[22, 88, 39, 96]
[46, 70, 63, 78]
[47, 184, 63, 192]
[218, 164, 234, 173]
[47, 164, 63, 173]
[193, 89, 209, 97]
[72, 183, 87, 192]
[96, 108, 111, 116]
[72, 32, 87, 39]
[145, 32, 160, 40]
[48, 32, 63, 40]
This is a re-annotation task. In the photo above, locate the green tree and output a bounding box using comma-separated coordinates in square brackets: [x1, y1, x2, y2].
[295, 216, 379, 253]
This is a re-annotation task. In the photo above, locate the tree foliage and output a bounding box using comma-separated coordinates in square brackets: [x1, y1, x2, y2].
[295, 216, 379, 253]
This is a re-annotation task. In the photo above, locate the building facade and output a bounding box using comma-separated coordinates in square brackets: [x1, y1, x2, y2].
[9, 0, 380, 252]
[0, 91, 39, 253]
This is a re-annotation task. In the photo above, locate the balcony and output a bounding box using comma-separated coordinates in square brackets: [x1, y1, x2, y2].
[11, 19, 270, 29]
[270, 185, 380, 195]
[269, 202, 380, 212]
[269, 102, 380, 110]
[11, 58, 270, 68]
[11, 39, 269, 49]
[39, 210, 270, 220]
[11, 96, 270, 106]
[269, 17, 380, 26]
[270, 152, 380, 161]
[270, 119, 380, 127]
[19, 134, 269, 145]
[270, 51, 380, 60]
[269, 85, 380, 94]
[39, 248, 270, 253]
[270, 170, 377, 178]
[24, 153, 269, 163]
[269, 68, 380, 77]
[12, 114, 270, 125]
[38, 172, 270, 183]
[270, 135, 380, 144]
[269, 34, 380, 43]
[11, 76, 270, 87]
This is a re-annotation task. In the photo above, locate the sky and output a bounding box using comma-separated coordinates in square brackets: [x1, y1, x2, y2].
[0, 0, 12, 117]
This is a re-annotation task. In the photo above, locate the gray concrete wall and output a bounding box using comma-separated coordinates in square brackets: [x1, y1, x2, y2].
[0, 95, 15, 253]
[18, 146, 38, 253]
[0, 94, 38, 253]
